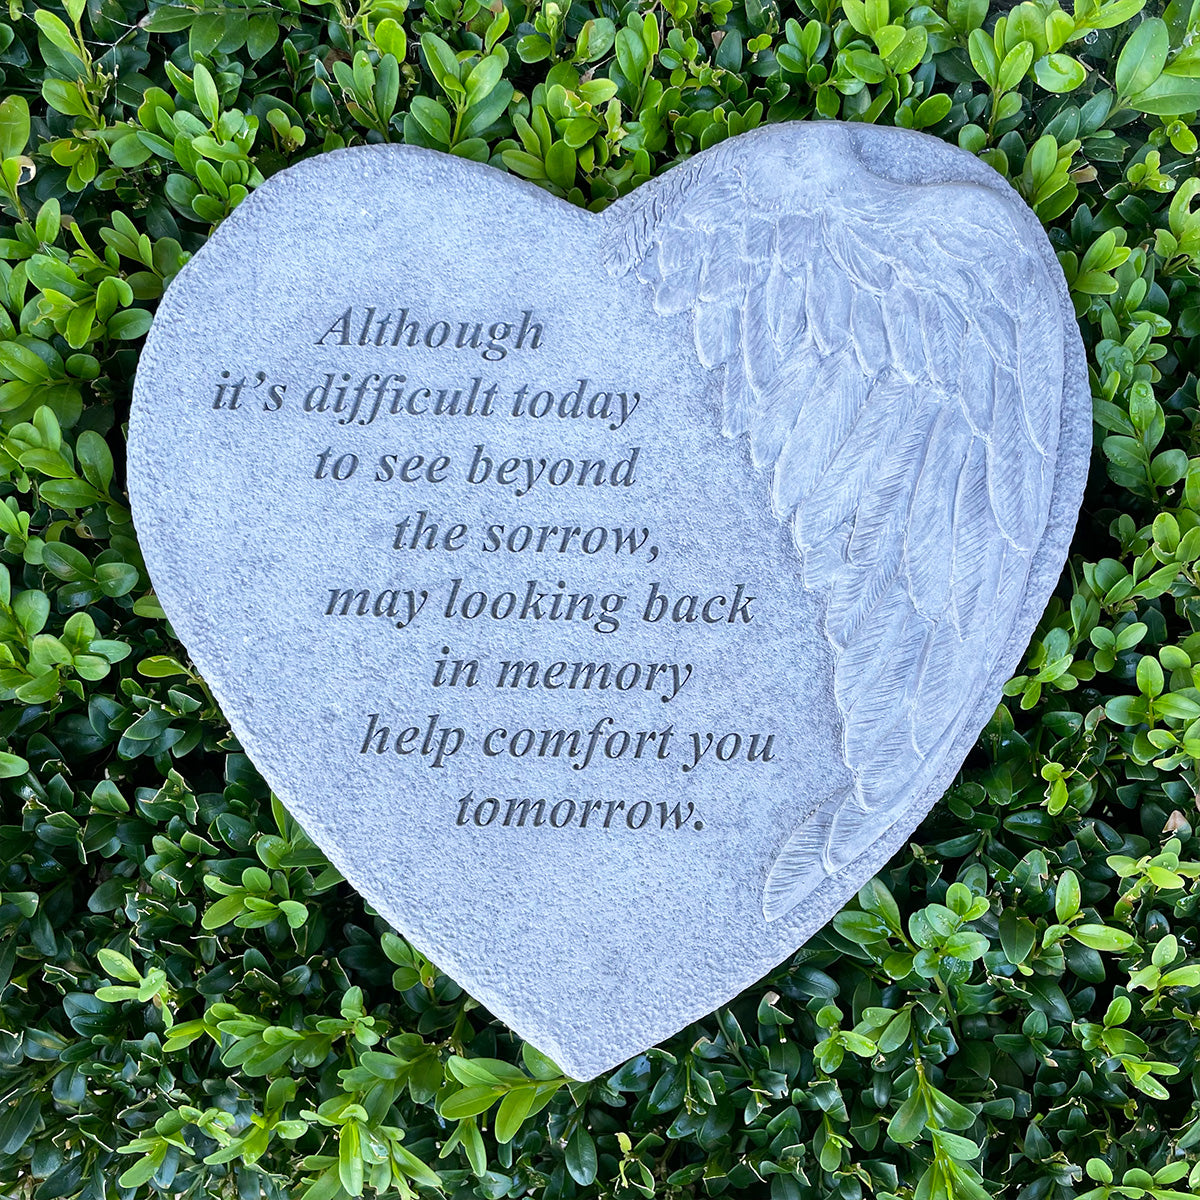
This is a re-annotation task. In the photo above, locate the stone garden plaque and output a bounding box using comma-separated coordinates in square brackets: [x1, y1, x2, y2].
[128, 122, 1089, 1080]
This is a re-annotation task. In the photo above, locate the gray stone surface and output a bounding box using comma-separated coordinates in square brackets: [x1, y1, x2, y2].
[128, 122, 1090, 1080]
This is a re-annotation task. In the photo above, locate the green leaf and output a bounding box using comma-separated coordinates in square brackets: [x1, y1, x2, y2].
[521, 1042, 562, 1080]
[465, 53, 503, 107]
[1034, 53, 1087, 92]
[374, 18, 406, 61]
[95, 563, 139, 597]
[858, 877, 902, 933]
[1115, 17, 1168, 99]
[246, 14, 279, 60]
[0, 95, 29, 160]
[999, 908, 1036, 964]
[0, 341, 51, 383]
[421, 32, 461, 92]
[109, 135, 153, 169]
[34, 11, 79, 57]
[874, 24, 906, 58]
[141, 6, 196, 33]
[1157, 694, 1200, 719]
[42, 78, 89, 117]
[137, 655, 189, 678]
[494, 1086, 536, 1143]
[565, 1126, 598, 1185]
[878, 1006, 912, 1053]
[1137, 655, 1165, 698]
[915, 93, 953, 127]
[440, 1086, 503, 1119]
[1071, 923, 1136, 951]
[888, 1090, 927, 1142]
[447, 1056, 527, 1085]
[501, 149, 546, 181]
[0, 502, 19, 537]
[1161, 964, 1200, 987]
[929, 1087, 977, 1131]
[278, 899, 308, 928]
[97, 947, 140, 982]
[409, 96, 451, 145]
[15, 671, 60, 704]
[642, 11, 660, 57]
[1105, 694, 1148, 724]
[193, 63, 220, 125]
[1086, 0, 1147, 28]
[933, 1128, 981, 1161]
[948, 0, 988, 31]
[185, 17, 227, 60]
[544, 141, 576, 190]
[107, 308, 154, 340]
[41, 542, 92, 581]
[1131, 71, 1200, 115]
[461, 81, 513, 140]
[39, 480, 103, 510]
[201, 893, 247, 930]
[338, 1120, 363, 1197]
[997, 41, 1035, 93]
[0, 1093, 39, 1155]
[14, 589, 50, 634]
[516, 34, 551, 63]
[888, 27, 927, 73]
[1055, 870, 1081, 922]
[0, 751, 28, 778]
[117, 1143, 166, 1189]
[75, 431, 113, 490]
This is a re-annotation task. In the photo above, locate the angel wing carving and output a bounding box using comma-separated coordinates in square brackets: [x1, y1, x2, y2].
[606, 127, 1064, 922]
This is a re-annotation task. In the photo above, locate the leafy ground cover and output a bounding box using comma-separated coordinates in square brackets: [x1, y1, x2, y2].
[1, 0, 1199, 1197]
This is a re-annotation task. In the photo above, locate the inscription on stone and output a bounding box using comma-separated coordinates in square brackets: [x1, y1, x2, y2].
[128, 123, 1089, 1079]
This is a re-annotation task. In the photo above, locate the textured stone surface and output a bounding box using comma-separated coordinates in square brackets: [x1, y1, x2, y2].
[128, 122, 1090, 1080]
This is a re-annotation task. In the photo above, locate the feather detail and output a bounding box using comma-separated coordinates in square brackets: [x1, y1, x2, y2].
[920, 293, 966, 387]
[1017, 316, 1062, 457]
[797, 390, 906, 550]
[762, 789, 851, 920]
[773, 351, 868, 517]
[828, 222, 895, 293]
[956, 326, 997, 436]
[827, 794, 899, 866]
[903, 409, 967, 620]
[765, 255, 808, 350]
[694, 301, 739, 370]
[750, 354, 813, 470]
[823, 539, 904, 650]
[654, 265, 700, 316]
[720, 345, 752, 440]
[807, 249, 854, 357]
[850, 288, 890, 377]
[744, 279, 784, 393]
[987, 380, 1042, 549]
[949, 440, 1001, 635]
[880, 291, 925, 382]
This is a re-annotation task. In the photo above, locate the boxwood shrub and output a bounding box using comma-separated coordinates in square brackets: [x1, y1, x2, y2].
[1, 0, 1200, 1198]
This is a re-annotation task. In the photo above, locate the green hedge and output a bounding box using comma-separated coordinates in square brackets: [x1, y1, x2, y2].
[1, 0, 1199, 1197]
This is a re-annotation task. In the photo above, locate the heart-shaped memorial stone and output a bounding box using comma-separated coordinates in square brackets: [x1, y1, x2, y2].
[129, 122, 1089, 1080]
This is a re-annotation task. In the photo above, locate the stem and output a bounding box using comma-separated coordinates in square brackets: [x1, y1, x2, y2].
[933, 971, 963, 1045]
